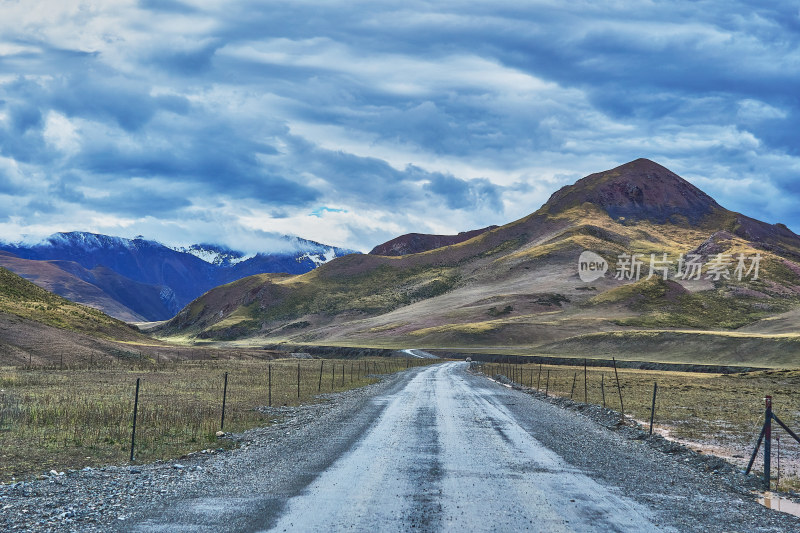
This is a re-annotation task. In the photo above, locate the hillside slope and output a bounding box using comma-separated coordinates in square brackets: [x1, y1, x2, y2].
[0, 251, 166, 322]
[0, 266, 146, 341]
[157, 159, 800, 364]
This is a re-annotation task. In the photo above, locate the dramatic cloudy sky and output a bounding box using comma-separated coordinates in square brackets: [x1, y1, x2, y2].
[0, 1, 798, 252]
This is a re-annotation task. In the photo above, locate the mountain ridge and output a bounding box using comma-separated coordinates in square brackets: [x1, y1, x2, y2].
[155, 158, 800, 360]
[369, 225, 499, 256]
[0, 232, 357, 321]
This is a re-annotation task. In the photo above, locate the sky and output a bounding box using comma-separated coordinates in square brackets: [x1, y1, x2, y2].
[0, 1, 798, 253]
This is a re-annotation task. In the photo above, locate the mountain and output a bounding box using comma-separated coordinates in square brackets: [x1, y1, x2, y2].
[544, 158, 722, 225]
[369, 226, 498, 256]
[0, 251, 159, 322]
[0, 233, 356, 322]
[157, 159, 800, 365]
[0, 265, 159, 365]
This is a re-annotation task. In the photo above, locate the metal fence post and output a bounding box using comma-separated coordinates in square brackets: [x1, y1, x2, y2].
[601, 374, 606, 408]
[584, 359, 588, 403]
[649, 382, 658, 435]
[545, 370, 550, 397]
[764, 395, 772, 489]
[130, 378, 140, 462]
[221, 372, 228, 430]
[612, 357, 624, 415]
[570, 372, 577, 399]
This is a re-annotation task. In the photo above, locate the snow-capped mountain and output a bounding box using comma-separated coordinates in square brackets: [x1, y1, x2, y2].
[0, 232, 356, 322]
[176, 244, 255, 267]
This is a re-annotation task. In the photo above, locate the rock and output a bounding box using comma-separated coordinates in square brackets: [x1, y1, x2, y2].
[172, 464, 185, 470]
[215, 431, 225, 437]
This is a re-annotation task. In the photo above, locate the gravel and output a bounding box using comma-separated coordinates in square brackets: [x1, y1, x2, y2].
[0, 369, 413, 532]
[484, 368, 800, 532]
[1, 363, 798, 532]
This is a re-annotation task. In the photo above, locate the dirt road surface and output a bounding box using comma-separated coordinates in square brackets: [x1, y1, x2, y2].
[122, 362, 796, 532]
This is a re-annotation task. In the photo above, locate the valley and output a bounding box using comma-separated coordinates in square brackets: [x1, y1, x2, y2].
[3, 158, 800, 531]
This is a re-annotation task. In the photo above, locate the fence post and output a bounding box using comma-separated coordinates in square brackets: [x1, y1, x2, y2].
[584, 359, 588, 403]
[612, 357, 624, 416]
[297, 363, 301, 398]
[221, 372, 228, 430]
[268, 364, 272, 407]
[545, 370, 550, 397]
[570, 372, 577, 399]
[601, 374, 606, 408]
[649, 382, 658, 435]
[764, 395, 772, 489]
[776, 434, 781, 489]
[537, 364, 542, 391]
[130, 378, 140, 462]
[318, 361, 324, 391]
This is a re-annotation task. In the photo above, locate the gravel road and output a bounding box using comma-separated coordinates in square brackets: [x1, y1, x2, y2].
[2, 361, 797, 532]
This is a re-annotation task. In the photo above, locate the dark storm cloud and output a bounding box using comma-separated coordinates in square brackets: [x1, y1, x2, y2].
[423, 173, 504, 211]
[0, 0, 798, 250]
[87, 188, 193, 217]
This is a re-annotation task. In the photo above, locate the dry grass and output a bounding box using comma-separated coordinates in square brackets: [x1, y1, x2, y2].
[0, 357, 433, 482]
[478, 362, 800, 491]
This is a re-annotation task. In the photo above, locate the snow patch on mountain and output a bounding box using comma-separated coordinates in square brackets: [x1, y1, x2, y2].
[175, 244, 254, 267]
[298, 247, 338, 266]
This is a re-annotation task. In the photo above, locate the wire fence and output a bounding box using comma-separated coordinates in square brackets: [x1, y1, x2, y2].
[0, 357, 432, 480]
[475, 360, 800, 491]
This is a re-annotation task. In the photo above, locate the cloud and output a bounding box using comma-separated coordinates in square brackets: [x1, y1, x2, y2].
[0, 0, 798, 252]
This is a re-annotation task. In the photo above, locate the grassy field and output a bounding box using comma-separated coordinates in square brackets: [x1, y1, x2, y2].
[477, 361, 800, 491]
[0, 356, 433, 482]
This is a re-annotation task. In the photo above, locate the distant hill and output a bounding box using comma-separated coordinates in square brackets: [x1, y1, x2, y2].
[156, 158, 800, 365]
[0, 266, 142, 335]
[369, 226, 498, 256]
[0, 233, 356, 321]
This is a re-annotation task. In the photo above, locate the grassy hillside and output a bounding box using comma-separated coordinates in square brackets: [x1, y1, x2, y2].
[0, 267, 144, 341]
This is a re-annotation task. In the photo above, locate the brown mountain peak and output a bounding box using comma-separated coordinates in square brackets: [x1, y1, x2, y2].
[369, 225, 498, 256]
[544, 158, 722, 224]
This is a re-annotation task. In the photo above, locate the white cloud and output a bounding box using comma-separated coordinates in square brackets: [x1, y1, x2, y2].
[737, 99, 787, 121]
[43, 112, 80, 154]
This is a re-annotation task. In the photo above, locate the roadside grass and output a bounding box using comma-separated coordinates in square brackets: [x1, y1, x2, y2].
[478, 362, 800, 491]
[0, 357, 433, 482]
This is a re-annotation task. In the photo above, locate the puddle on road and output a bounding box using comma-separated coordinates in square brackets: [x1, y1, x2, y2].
[758, 492, 800, 518]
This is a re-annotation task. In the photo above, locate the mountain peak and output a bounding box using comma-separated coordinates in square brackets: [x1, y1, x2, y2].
[369, 225, 498, 256]
[544, 158, 722, 224]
